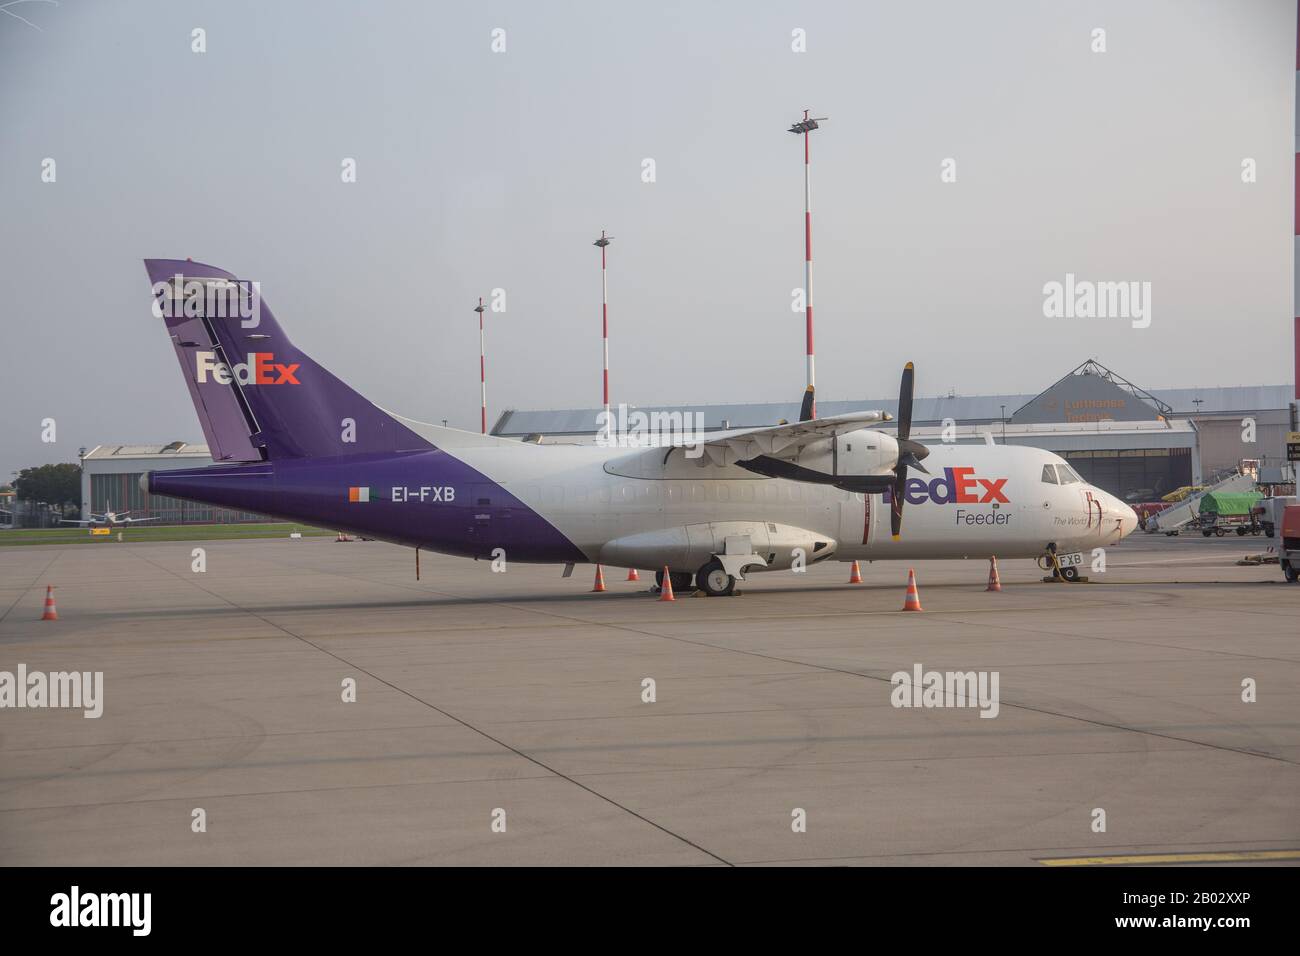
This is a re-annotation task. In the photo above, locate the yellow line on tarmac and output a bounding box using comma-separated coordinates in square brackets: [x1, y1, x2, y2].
[1038, 849, 1300, 866]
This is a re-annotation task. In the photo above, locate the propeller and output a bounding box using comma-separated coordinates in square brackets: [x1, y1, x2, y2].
[890, 362, 930, 540]
[798, 385, 815, 423]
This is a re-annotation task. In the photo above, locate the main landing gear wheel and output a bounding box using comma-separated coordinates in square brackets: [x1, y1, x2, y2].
[655, 569, 697, 593]
[696, 559, 736, 597]
[1059, 565, 1081, 583]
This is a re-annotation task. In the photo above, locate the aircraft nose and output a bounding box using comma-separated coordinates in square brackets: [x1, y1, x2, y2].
[1115, 498, 1138, 537]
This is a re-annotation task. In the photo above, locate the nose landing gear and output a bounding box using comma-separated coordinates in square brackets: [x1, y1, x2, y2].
[1037, 543, 1087, 583]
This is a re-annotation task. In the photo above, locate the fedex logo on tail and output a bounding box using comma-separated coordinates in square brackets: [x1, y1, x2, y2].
[195, 351, 300, 385]
[885, 467, 1009, 505]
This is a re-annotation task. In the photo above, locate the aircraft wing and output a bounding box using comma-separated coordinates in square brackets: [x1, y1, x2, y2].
[59, 518, 95, 526]
[693, 410, 891, 467]
[122, 516, 163, 523]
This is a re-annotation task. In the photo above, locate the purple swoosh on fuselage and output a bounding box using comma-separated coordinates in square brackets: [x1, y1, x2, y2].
[149, 449, 586, 563]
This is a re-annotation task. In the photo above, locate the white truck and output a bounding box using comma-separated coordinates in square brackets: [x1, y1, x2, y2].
[1253, 495, 1298, 538]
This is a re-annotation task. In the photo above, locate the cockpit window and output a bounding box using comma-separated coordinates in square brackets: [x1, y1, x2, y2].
[1056, 464, 1081, 484]
[1041, 464, 1059, 484]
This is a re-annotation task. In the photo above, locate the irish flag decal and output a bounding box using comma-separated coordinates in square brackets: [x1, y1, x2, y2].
[348, 486, 370, 503]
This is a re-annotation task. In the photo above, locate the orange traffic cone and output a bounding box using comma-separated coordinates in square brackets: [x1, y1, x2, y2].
[848, 560, 863, 584]
[901, 569, 923, 612]
[986, 556, 1002, 592]
[658, 566, 676, 602]
[41, 585, 58, 621]
[591, 565, 607, 592]
[626, 568, 640, 582]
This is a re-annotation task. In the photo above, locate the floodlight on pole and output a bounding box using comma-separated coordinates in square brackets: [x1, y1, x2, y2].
[788, 110, 827, 420]
[475, 298, 487, 434]
[594, 230, 614, 441]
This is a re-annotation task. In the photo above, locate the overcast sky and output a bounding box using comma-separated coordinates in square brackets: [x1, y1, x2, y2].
[0, 0, 1293, 481]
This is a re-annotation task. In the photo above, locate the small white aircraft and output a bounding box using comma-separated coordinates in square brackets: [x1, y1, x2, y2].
[62, 503, 162, 528]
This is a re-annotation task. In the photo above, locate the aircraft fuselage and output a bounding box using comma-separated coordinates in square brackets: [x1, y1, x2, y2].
[149, 433, 1135, 573]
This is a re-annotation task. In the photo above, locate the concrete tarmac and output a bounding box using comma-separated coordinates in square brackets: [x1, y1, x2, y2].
[1, 533, 1297, 866]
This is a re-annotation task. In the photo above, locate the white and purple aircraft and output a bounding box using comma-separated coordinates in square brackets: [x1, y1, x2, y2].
[141, 260, 1137, 595]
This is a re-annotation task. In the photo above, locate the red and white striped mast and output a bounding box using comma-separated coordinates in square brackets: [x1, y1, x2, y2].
[789, 110, 826, 419]
[1293, 3, 1299, 429]
[594, 230, 614, 441]
[475, 297, 487, 434]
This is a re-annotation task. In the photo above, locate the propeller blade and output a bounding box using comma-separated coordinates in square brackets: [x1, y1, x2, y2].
[798, 385, 815, 423]
[891, 468, 905, 539]
[896, 362, 914, 440]
[891, 362, 918, 540]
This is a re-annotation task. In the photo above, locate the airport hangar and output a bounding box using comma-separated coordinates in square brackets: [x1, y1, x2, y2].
[77, 442, 271, 525]
[77, 360, 1295, 523]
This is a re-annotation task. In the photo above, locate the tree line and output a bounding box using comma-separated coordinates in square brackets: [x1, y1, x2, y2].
[10, 463, 82, 509]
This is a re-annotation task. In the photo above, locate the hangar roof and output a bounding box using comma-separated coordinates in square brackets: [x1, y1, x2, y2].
[492, 384, 1291, 438]
[82, 442, 211, 461]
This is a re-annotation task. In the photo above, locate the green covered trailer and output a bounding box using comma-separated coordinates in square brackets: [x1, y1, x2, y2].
[1196, 490, 1264, 536]
[1198, 492, 1263, 516]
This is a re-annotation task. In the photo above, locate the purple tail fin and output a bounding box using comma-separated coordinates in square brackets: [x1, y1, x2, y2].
[144, 259, 431, 462]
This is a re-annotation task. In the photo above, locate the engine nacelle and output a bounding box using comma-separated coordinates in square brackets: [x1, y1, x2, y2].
[832, 429, 899, 477]
[740, 428, 898, 492]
